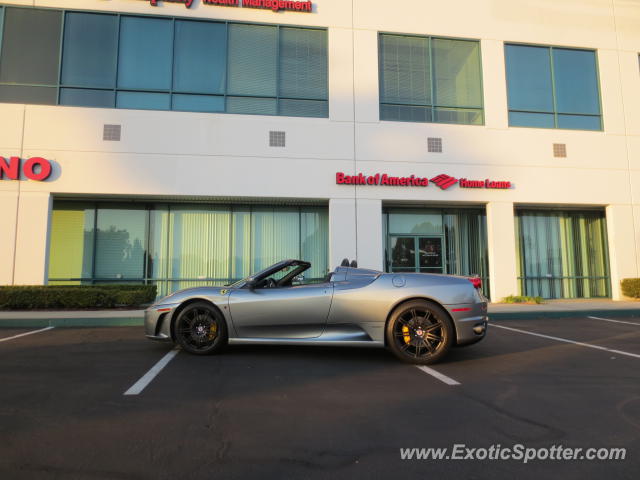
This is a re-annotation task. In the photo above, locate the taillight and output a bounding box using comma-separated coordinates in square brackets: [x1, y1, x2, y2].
[468, 277, 482, 289]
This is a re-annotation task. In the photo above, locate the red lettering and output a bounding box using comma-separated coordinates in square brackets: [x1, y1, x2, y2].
[0, 156, 20, 180]
[23, 157, 52, 181]
[484, 179, 511, 189]
[336, 172, 345, 184]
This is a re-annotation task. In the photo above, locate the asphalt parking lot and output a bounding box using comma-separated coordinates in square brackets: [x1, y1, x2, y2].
[0, 315, 638, 480]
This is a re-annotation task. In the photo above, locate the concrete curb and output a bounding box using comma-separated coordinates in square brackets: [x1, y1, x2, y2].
[0, 312, 144, 328]
[489, 309, 640, 320]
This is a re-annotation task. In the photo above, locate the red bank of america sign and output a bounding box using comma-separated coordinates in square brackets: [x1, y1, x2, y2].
[144, 0, 314, 12]
[335, 172, 512, 190]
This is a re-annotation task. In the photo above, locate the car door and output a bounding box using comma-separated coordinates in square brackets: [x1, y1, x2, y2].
[228, 283, 333, 338]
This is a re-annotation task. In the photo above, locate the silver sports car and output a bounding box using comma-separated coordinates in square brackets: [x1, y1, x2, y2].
[145, 259, 488, 364]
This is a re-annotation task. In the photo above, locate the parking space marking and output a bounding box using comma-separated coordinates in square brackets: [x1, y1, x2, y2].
[492, 324, 640, 359]
[416, 365, 461, 385]
[587, 316, 640, 326]
[124, 348, 180, 396]
[0, 326, 54, 343]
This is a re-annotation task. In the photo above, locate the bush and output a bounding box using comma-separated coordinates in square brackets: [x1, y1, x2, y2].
[502, 295, 544, 304]
[0, 285, 157, 310]
[621, 278, 640, 298]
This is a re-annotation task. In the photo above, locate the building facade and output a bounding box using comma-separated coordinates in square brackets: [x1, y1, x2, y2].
[0, 0, 639, 301]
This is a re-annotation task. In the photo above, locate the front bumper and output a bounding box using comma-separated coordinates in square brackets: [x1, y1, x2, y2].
[144, 303, 181, 341]
[446, 302, 488, 346]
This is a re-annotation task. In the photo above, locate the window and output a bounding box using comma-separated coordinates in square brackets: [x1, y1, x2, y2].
[0, 7, 328, 118]
[379, 34, 483, 125]
[516, 210, 610, 298]
[48, 202, 329, 297]
[505, 44, 602, 130]
[0, 7, 61, 104]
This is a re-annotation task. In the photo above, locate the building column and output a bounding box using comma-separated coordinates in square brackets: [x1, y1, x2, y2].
[606, 205, 639, 300]
[12, 192, 52, 285]
[356, 198, 383, 270]
[329, 198, 357, 269]
[0, 190, 19, 285]
[486, 202, 518, 302]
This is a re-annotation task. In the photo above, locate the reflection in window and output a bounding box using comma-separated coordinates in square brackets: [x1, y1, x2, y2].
[505, 44, 602, 131]
[49, 203, 329, 296]
[95, 208, 147, 279]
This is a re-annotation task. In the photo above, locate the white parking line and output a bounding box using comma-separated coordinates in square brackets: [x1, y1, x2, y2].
[587, 316, 640, 326]
[492, 324, 640, 359]
[416, 365, 461, 385]
[0, 326, 54, 343]
[124, 348, 180, 396]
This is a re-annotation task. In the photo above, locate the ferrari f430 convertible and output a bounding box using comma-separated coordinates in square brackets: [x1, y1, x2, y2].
[145, 259, 488, 364]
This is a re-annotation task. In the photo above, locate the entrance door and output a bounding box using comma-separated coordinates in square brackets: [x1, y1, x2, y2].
[389, 236, 445, 274]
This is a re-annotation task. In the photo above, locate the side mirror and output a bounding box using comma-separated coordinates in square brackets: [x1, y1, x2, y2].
[245, 277, 257, 289]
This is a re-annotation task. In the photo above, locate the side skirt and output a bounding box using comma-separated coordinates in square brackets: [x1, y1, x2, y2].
[228, 323, 383, 347]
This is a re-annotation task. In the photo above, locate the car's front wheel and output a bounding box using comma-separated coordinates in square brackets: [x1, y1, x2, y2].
[385, 300, 454, 364]
[174, 301, 228, 355]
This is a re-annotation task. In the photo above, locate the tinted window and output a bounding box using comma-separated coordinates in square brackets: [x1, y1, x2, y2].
[228, 24, 278, 97]
[279, 27, 328, 100]
[553, 48, 600, 115]
[173, 20, 227, 94]
[505, 44, 602, 130]
[379, 33, 483, 125]
[118, 16, 172, 90]
[0, 85, 57, 105]
[61, 13, 118, 88]
[0, 8, 61, 85]
[505, 45, 553, 112]
[0, 9, 327, 118]
[60, 88, 115, 108]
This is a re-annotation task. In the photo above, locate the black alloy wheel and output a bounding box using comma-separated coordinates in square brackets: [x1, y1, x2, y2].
[174, 301, 228, 355]
[385, 300, 454, 364]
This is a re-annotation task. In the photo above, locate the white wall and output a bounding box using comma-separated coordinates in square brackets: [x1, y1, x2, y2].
[0, 0, 639, 300]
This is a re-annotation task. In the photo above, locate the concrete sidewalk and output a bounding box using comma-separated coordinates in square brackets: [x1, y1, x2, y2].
[489, 299, 640, 319]
[1, 300, 639, 327]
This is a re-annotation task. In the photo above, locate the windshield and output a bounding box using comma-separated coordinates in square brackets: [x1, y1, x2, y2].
[224, 261, 308, 288]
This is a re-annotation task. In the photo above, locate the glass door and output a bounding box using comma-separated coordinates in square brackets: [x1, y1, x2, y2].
[418, 237, 443, 274]
[389, 236, 444, 274]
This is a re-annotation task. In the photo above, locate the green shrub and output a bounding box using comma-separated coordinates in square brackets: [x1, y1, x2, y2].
[0, 285, 157, 310]
[502, 295, 544, 304]
[621, 278, 640, 298]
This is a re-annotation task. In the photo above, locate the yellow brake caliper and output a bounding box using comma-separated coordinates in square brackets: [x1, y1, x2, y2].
[402, 325, 411, 344]
[208, 322, 218, 340]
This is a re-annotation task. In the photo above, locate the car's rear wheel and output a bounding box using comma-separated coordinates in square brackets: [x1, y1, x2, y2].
[174, 301, 228, 355]
[385, 300, 454, 364]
